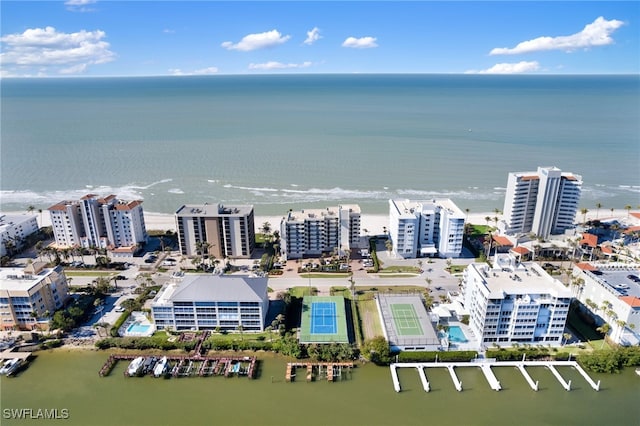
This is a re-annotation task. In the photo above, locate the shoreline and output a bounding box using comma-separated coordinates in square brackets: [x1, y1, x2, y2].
[5, 208, 635, 234]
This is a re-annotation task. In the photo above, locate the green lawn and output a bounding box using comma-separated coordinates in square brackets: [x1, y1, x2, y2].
[379, 266, 421, 274]
[289, 286, 318, 298]
[357, 299, 384, 338]
[356, 285, 427, 300]
[447, 265, 466, 274]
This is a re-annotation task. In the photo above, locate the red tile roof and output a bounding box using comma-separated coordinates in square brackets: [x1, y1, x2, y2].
[511, 246, 530, 255]
[492, 235, 513, 246]
[114, 200, 143, 210]
[624, 226, 640, 235]
[619, 296, 640, 308]
[520, 175, 539, 181]
[600, 246, 614, 255]
[631, 212, 640, 220]
[575, 262, 597, 271]
[580, 233, 598, 248]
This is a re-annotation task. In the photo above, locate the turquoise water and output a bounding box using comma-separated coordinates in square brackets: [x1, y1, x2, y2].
[448, 326, 468, 343]
[126, 323, 151, 334]
[2, 74, 638, 215]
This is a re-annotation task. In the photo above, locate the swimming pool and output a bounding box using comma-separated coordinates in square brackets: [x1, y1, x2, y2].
[127, 322, 151, 334]
[447, 326, 468, 343]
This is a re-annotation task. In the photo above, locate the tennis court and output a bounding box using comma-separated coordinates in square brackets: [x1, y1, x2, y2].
[310, 302, 338, 334]
[390, 303, 423, 336]
[299, 296, 349, 344]
[376, 293, 440, 351]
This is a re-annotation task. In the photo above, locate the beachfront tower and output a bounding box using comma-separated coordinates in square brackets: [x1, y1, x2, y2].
[48, 194, 147, 251]
[279, 205, 361, 260]
[175, 203, 255, 259]
[501, 166, 582, 238]
[461, 254, 572, 347]
[388, 199, 465, 259]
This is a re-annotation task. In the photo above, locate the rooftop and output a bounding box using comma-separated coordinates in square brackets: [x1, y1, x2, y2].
[576, 263, 640, 300]
[175, 203, 253, 218]
[152, 274, 268, 306]
[469, 254, 571, 298]
[0, 265, 55, 292]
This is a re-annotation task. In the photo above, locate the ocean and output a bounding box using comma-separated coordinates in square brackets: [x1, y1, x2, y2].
[1, 74, 638, 216]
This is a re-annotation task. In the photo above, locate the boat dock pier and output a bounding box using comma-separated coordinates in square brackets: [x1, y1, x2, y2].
[99, 354, 257, 379]
[479, 363, 501, 391]
[517, 364, 539, 391]
[285, 362, 354, 383]
[0, 349, 32, 361]
[416, 367, 430, 392]
[446, 366, 463, 391]
[391, 360, 599, 393]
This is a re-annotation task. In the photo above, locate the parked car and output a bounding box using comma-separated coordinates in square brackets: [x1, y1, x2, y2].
[114, 306, 125, 313]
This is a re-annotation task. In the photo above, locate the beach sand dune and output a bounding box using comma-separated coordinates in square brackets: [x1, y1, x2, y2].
[12, 209, 635, 234]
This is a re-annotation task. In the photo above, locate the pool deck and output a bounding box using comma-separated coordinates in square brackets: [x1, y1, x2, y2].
[390, 360, 600, 393]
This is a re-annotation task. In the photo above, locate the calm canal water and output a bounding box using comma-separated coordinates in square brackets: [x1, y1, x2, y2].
[1, 349, 639, 426]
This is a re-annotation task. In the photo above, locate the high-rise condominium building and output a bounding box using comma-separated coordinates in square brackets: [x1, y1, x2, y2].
[461, 254, 572, 347]
[175, 204, 255, 259]
[0, 214, 39, 257]
[48, 194, 147, 249]
[388, 199, 465, 259]
[502, 166, 582, 238]
[0, 263, 70, 330]
[279, 205, 361, 260]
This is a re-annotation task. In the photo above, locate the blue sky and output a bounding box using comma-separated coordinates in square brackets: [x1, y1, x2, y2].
[1, 1, 638, 77]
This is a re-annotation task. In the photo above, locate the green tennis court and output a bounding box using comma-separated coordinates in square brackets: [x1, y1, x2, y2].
[299, 296, 349, 343]
[390, 303, 423, 336]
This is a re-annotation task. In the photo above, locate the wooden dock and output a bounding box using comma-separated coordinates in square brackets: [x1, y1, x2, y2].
[100, 354, 257, 379]
[0, 349, 32, 361]
[285, 362, 354, 383]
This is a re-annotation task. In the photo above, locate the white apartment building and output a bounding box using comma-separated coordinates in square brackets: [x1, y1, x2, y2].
[48, 194, 148, 250]
[151, 274, 269, 331]
[461, 254, 572, 347]
[502, 166, 582, 238]
[388, 199, 465, 259]
[0, 214, 39, 257]
[0, 263, 70, 330]
[175, 204, 255, 259]
[571, 262, 640, 346]
[279, 205, 361, 260]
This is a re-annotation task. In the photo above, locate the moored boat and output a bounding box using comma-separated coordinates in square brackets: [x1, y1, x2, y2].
[0, 358, 22, 376]
[153, 356, 168, 377]
[127, 357, 144, 376]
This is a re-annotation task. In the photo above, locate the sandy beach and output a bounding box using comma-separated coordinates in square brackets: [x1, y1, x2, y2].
[11, 208, 636, 234]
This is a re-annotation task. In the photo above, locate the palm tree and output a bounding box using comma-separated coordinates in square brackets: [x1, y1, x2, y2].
[596, 323, 610, 348]
[348, 277, 356, 301]
[625, 205, 632, 218]
[595, 202, 602, 219]
[237, 324, 244, 341]
[580, 208, 589, 226]
[484, 216, 491, 226]
[27, 205, 35, 214]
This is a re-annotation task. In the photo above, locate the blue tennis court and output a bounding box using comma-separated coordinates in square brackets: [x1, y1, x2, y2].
[310, 302, 337, 334]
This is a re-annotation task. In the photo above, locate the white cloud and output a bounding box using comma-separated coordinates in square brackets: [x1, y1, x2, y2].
[64, 0, 96, 5]
[248, 61, 312, 70]
[342, 36, 378, 49]
[466, 61, 541, 74]
[304, 27, 321, 45]
[0, 26, 115, 75]
[64, 0, 97, 12]
[490, 17, 624, 55]
[169, 67, 219, 76]
[221, 29, 290, 51]
[163, 29, 176, 34]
